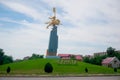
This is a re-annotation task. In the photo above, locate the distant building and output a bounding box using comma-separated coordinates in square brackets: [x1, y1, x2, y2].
[102, 57, 120, 68]
[58, 54, 71, 59]
[75, 55, 83, 61]
[116, 50, 120, 53]
[15, 59, 22, 62]
[94, 52, 107, 57]
[58, 54, 83, 61]
[94, 50, 120, 57]
[84, 55, 93, 59]
[23, 56, 30, 60]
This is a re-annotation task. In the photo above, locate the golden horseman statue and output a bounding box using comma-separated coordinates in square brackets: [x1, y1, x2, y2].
[46, 8, 60, 29]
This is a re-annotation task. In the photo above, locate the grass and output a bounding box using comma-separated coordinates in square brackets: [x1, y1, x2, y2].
[0, 59, 120, 75]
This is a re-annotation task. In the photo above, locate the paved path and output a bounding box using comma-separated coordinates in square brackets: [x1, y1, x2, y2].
[0, 76, 120, 80]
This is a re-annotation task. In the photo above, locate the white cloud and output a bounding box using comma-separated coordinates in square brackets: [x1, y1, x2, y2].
[0, 0, 120, 59]
[0, 0, 48, 21]
[0, 18, 49, 59]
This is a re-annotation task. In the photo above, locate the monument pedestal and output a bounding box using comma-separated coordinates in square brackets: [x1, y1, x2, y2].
[45, 55, 60, 59]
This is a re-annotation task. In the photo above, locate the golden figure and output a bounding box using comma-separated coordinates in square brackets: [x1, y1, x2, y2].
[46, 8, 60, 29]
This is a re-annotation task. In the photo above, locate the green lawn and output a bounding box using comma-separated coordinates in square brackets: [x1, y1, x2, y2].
[0, 59, 120, 75]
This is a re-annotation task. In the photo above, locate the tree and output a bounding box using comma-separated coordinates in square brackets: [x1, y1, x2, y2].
[107, 47, 115, 57]
[0, 49, 4, 56]
[83, 57, 90, 63]
[6, 66, 11, 73]
[0, 48, 13, 65]
[83, 55, 107, 66]
[116, 51, 120, 60]
[3, 55, 13, 64]
[40, 55, 44, 58]
[29, 53, 43, 59]
[44, 62, 53, 73]
[70, 55, 76, 60]
[0, 49, 4, 65]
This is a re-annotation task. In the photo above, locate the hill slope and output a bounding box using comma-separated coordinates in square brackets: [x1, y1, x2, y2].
[0, 59, 120, 75]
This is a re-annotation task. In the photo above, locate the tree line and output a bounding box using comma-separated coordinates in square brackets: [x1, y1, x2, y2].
[29, 53, 43, 60]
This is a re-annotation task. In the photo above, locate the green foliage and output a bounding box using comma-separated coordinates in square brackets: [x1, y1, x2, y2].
[3, 55, 13, 64]
[114, 51, 120, 60]
[83, 57, 90, 63]
[6, 66, 11, 73]
[0, 49, 4, 56]
[0, 49, 4, 65]
[114, 68, 117, 72]
[70, 55, 76, 60]
[44, 62, 53, 73]
[107, 47, 115, 57]
[0, 48, 13, 65]
[106, 47, 120, 60]
[84, 55, 107, 65]
[29, 53, 43, 60]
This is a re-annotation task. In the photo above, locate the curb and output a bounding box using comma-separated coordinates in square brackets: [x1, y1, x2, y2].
[0, 74, 120, 77]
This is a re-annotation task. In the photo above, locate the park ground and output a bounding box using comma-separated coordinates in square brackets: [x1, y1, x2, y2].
[0, 59, 120, 76]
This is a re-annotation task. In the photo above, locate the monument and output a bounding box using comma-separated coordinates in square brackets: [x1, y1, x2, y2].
[46, 8, 60, 57]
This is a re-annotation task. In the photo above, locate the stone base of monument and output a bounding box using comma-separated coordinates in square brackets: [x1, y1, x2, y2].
[45, 56, 60, 59]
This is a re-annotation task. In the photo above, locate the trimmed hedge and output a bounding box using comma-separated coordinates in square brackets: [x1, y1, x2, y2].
[44, 62, 53, 73]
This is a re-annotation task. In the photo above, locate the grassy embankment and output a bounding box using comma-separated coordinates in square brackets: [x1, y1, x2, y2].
[0, 59, 120, 75]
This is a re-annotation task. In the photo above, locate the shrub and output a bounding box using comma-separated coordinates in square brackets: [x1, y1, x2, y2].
[44, 62, 53, 73]
[85, 67, 88, 73]
[114, 68, 117, 72]
[6, 66, 11, 73]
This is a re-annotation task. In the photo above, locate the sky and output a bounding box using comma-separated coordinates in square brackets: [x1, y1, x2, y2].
[0, 0, 120, 59]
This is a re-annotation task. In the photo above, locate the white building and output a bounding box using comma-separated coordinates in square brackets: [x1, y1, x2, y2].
[102, 57, 120, 68]
[94, 52, 107, 57]
[94, 50, 120, 57]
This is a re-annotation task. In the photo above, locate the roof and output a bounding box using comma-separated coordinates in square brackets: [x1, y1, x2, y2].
[102, 57, 115, 64]
[58, 54, 71, 57]
[75, 55, 82, 60]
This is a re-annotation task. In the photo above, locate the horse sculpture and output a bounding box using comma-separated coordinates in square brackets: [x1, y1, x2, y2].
[46, 8, 61, 29]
